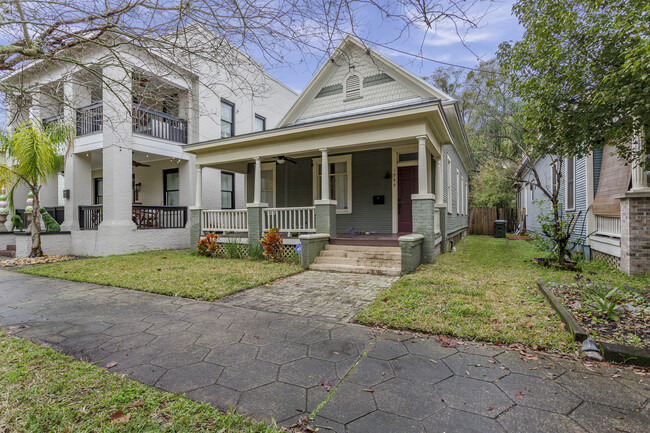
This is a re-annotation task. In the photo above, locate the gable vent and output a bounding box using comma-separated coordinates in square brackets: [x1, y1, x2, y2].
[345, 75, 361, 99]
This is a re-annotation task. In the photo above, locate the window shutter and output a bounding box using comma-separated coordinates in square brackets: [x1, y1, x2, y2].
[346, 75, 361, 99]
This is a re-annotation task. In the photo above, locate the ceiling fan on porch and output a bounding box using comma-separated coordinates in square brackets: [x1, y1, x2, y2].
[275, 155, 298, 165]
[132, 160, 151, 168]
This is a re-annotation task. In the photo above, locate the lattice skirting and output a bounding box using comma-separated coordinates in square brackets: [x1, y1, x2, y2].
[592, 249, 621, 270]
[214, 242, 299, 262]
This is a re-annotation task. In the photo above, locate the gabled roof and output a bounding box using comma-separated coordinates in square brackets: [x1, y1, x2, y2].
[277, 35, 453, 127]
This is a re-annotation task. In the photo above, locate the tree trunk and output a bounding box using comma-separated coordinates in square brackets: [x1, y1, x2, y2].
[30, 188, 43, 257]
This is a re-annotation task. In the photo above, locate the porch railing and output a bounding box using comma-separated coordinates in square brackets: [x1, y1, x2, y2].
[263, 207, 316, 233]
[595, 215, 621, 238]
[76, 102, 103, 136]
[79, 205, 103, 230]
[133, 104, 187, 144]
[79, 205, 187, 230]
[202, 209, 248, 233]
[42, 113, 63, 128]
[15, 207, 65, 230]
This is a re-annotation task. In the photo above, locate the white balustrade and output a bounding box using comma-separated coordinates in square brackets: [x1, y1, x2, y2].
[595, 215, 620, 237]
[434, 208, 441, 234]
[202, 209, 248, 232]
[263, 207, 316, 233]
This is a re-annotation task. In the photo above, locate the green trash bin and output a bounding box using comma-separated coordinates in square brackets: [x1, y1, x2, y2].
[494, 220, 507, 238]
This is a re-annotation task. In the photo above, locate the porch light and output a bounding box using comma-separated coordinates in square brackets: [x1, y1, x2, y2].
[134, 182, 142, 192]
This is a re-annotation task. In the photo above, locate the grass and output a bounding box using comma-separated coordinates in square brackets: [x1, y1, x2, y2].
[17, 250, 302, 301]
[356, 235, 649, 351]
[0, 331, 279, 432]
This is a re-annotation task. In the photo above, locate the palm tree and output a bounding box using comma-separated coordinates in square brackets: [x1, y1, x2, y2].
[0, 120, 73, 257]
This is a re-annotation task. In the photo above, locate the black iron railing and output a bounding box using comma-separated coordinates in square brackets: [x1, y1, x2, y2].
[15, 206, 65, 230]
[78, 205, 103, 230]
[76, 102, 103, 136]
[132, 104, 188, 144]
[78, 205, 187, 230]
[42, 113, 64, 128]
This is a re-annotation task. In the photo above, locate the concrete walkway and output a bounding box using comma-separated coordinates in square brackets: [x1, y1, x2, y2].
[0, 270, 648, 433]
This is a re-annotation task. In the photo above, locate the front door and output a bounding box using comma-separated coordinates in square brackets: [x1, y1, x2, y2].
[398, 165, 418, 233]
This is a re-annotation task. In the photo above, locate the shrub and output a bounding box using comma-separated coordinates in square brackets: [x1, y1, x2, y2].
[248, 242, 265, 261]
[224, 238, 241, 259]
[197, 232, 220, 257]
[260, 228, 283, 262]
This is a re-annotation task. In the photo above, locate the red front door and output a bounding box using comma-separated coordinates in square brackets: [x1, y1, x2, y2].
[398, 165, 418, 233]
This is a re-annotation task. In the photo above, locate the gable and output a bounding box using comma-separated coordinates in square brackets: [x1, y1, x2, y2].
[281, 36, 451, 126]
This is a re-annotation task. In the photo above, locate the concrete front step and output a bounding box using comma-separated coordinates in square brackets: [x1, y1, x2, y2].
[310, 262, 401, 276]
[325, 244, 400, 253]
[313, 256, 401, 267]
[311, 244, 402, 276]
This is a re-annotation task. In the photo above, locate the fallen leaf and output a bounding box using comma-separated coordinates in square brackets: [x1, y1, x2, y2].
[126, 401, 144, 409]
[515, 392, 524, 400]
[524, 322, 534, 328]
[465, 370, 471, 376]
[438, 335, 461, 348]
[381, 371, 386, 375]
[559, 323, 565, 330]
[318, 380, 332, 391]
[362, 388, 374, 393]
[110, 411, 130, 423]
[105, 361, 118, 369]
[487, 407, 494, 411]
[332, 352, 339, 355]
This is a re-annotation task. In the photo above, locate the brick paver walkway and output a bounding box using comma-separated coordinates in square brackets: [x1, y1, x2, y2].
[222, 271, 396, 322]
[1, 270, 648, 433]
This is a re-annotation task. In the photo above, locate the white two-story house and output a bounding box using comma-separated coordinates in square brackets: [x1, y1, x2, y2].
[1, 29, 296, 256]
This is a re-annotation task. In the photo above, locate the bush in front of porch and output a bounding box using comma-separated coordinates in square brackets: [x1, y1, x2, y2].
[355, 235, 648, 351]
[17, 249, 302, 301]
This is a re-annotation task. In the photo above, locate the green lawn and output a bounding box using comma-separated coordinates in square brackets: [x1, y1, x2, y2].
[0, 331, 279, 432]
[356, 235, 649, 351]
[17, 250, 302, 301]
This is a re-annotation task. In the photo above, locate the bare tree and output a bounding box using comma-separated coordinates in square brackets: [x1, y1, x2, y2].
[0, 0, 493, 120]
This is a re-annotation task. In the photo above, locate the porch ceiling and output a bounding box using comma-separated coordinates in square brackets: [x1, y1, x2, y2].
[186, 101, 452, 170]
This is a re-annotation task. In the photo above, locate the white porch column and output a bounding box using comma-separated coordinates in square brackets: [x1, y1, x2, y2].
[253, 157, 262, 204]
[435, 156, 444, 204]
[194, 165, 203, 208]
[320, 148, 330, 200]
[631, 132, 649, 192]
[417, 136, 429, 195]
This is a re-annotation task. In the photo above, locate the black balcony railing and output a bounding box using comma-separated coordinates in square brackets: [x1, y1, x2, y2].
[79, 204, 187, 230]
[132, 105, 187, 144]
[15, 207, 65, 230]
[76, 102, 103, 136]
[42, 113, 63, 128]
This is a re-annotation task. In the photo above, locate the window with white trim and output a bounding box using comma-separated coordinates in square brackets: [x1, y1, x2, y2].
[447, 156, 452, 214]
[456, 169, 460, 214]
[565, 156, 575, 210]
[260, 163, 275, 207]
[313, 154, 352, 214]
[221, 100, 235, 138]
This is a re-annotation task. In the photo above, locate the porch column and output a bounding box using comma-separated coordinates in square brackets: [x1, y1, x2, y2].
[417, 136, 429, 194]
[315, 148, 337, 238]
[189, 164, 203, 251]
[320, 148, 330, 200]
[631, 132, 649, 192]
[194, 165, 203, 208]
[253, 157, 262, 204]
[60, 153, 92, 231]
[248, 156, 267, 243]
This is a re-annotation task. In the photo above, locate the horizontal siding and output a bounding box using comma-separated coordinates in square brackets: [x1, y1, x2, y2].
[443, 144, 469, 236]
[522, 155, 589, 248]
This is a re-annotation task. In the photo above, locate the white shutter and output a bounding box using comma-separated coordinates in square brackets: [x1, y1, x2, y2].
[346, 75, 361, 99]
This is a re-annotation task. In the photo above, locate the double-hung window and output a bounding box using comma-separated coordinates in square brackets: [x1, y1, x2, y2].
[456, 169, 460, 214]
[313, 154, 352, 214]
[94, 178, 103, 205]
[254, 114, 266, 132]
[163, 169, 179, 206]
[221, 172, 235, 209]
[565, 156, 575, 210]
[221, 100, 235, 138]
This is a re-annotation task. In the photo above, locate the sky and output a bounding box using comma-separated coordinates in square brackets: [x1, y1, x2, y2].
[265, 0, 524, 93]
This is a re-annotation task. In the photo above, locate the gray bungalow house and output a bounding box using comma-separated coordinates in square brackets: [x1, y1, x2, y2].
[516, 141, 650, 276]
[185, 36, 473, 275]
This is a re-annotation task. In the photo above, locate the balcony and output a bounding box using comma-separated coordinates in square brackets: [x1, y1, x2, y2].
[42, 113, 63, 128]
[79, 205, 188, 230]
[75, 102, 187, 144]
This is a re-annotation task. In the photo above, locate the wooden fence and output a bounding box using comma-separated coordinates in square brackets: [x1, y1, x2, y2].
[469, 207, 516, 235]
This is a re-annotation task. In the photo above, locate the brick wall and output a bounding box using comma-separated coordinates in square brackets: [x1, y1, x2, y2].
[620, 196, 650, 276]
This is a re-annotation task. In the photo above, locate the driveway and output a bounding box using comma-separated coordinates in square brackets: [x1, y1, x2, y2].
[0, 269, 648, 433]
